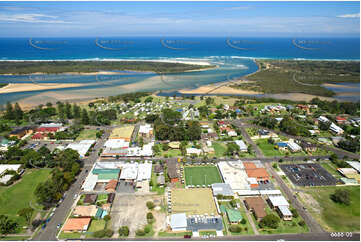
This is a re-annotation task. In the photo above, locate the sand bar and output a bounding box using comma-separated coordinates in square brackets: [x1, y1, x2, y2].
[0, 83, 85, 94]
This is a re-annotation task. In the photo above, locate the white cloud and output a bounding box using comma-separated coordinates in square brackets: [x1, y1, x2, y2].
[337, 13, 360, 18]
[0, 13, 70, 23]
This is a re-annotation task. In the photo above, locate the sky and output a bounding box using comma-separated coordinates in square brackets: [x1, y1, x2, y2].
[0, 1, 359, 37]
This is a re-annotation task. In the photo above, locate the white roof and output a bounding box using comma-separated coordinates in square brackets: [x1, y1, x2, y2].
[278, 206, 292, 216]
[217, 161, 250, 190]
[170, 213, 187, 229]
[0, 164, 21, 175]
[346, 161, 360, 172]
[287, 141, 302, 151]
[82, 172, 98, 191]
[66, 140, 95, 158]
[137, 162, 152, 181]
[330, 123, 343, 133]
[318, 116, 329, 123]
[119, 163, 138, 180]
[139, 124, 153, 134]
[186, 148, 202, 155]
[94, 161, 124, 170]
[269, 195, 289, 207]
[104, 139, 129, 149]
[235, 140, 247, 150]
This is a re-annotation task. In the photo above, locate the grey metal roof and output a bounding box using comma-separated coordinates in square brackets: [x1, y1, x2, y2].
[211, 183, 234, 197]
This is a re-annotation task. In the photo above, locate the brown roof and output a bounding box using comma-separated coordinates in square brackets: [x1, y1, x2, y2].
[105, 179, 117, 191]
[243, 162, 269, 180]
[244, 197, 266, 219]
[166, 160, 178, 179]
[73, 205, 97, 217]
[62, 218, 91, 232]
[83, 194, 97, 204]
[107, 193, 115, 203]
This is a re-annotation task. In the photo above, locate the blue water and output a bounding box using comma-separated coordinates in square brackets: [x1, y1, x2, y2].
[0, 37, 359, 105]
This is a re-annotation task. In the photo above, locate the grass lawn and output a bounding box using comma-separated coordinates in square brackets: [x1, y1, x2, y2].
[158, 231, 192, 237]
[88, 219, 106, 232]
[184, 166, 223, 186]
[58, 232, 82, 239]
[0, 236, 30, 241]
[162, 149, 181, 158]
[96, 194, 108, 203]
[0, 169, 52, 227]
[76, 129, 97, 141]
[199, 231, 217, 236]
[303, 186, 360, 232]
[256, 139, 283, 157]
[150, 168, 165, 195]
[212, 142, 227, 158]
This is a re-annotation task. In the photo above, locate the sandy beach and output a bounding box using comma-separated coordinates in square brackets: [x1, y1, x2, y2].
[322, 83, 359, 89]
[0, 83, 85, 94]
[178, 78, 261, 95]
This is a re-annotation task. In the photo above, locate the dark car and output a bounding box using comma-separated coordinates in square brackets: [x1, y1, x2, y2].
[184, 235, 192, 239]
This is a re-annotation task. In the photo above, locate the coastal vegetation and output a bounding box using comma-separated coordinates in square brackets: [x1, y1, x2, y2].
[231, 60, 360, 97]
[0, 61, 212, 75]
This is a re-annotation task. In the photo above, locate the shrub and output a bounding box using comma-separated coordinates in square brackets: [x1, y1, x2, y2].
[298, 220, 306, 227]
[93, 230, 106, 238]
[103, 215, 111, 221]
[136, 229, 145, 236]
[330, 189, 351, 205]
[229, 224, 242, 233]
[240, 218, 247, 224]
[104, 229, 113, 237]
[146, 212, 154, 220]
[230, 199, 237, 208]
[119, 226, 129, 237]
[291, 208, 298, 218]
[259, 214, 280, 229]
[146, 201, 155, 209]
[144, 225, 151, 234]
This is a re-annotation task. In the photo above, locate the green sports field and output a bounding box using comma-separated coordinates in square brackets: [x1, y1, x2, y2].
[184, 166, 223, 186]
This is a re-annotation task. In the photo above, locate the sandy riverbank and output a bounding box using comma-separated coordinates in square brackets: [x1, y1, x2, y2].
[323, 83, 359, 89]
[0, 83, 85, 94]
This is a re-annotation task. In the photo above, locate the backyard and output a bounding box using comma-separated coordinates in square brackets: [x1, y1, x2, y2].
[76, 129, 98, 141]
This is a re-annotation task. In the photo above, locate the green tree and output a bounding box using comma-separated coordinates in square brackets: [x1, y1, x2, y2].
[259, 214, 280, 229]
[119, 226, 129, 237]
[17, 208, 34, 225]
[146, 201, 155, 210]
[330, 189, 351, 205]
[81, 109, 90, 125]
[0, 215, 18, 237]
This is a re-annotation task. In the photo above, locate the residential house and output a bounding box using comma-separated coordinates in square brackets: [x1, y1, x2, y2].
[62, 218, 91, 233]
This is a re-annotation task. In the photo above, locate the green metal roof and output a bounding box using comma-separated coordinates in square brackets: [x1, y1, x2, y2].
[220, 204, 227, 214]
[98, 172, 119, 180]
[95, 208, 103, 218]
[226, 208, 243, 223]
[93, 168, 120, 174]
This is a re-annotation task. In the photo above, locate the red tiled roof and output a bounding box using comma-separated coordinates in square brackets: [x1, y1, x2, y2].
[62, 218, 91, 232]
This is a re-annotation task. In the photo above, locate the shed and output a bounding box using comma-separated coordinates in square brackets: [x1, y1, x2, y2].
[170, 213, 187, 232]
[83, 194, 97, 204]
[226, 208, 243, 224]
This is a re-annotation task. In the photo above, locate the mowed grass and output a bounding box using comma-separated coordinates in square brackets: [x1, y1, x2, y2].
[0, 169, 52, 226]
[76, 129, 97, 141]
[88, 219, 106, 232]
[256, 139, 283, 157]
[303, 186, 360, 232]
[212, 142, 227, 158]
[184, 166, 223, 186]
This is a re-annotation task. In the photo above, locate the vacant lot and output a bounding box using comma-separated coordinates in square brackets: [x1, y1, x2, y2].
[171, 188, 217, 216]
[76, 129, 97, 141]
[0, 169, 51, 226]
[256, 139, 283, 157]
[302, 186, 360, 232]
[184, 166, 223, 186]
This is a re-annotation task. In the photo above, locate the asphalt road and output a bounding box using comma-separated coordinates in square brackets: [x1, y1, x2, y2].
[34, 128, 112, 241]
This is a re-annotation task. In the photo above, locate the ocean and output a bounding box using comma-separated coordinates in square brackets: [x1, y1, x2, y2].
[0, 37, 359, 106]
